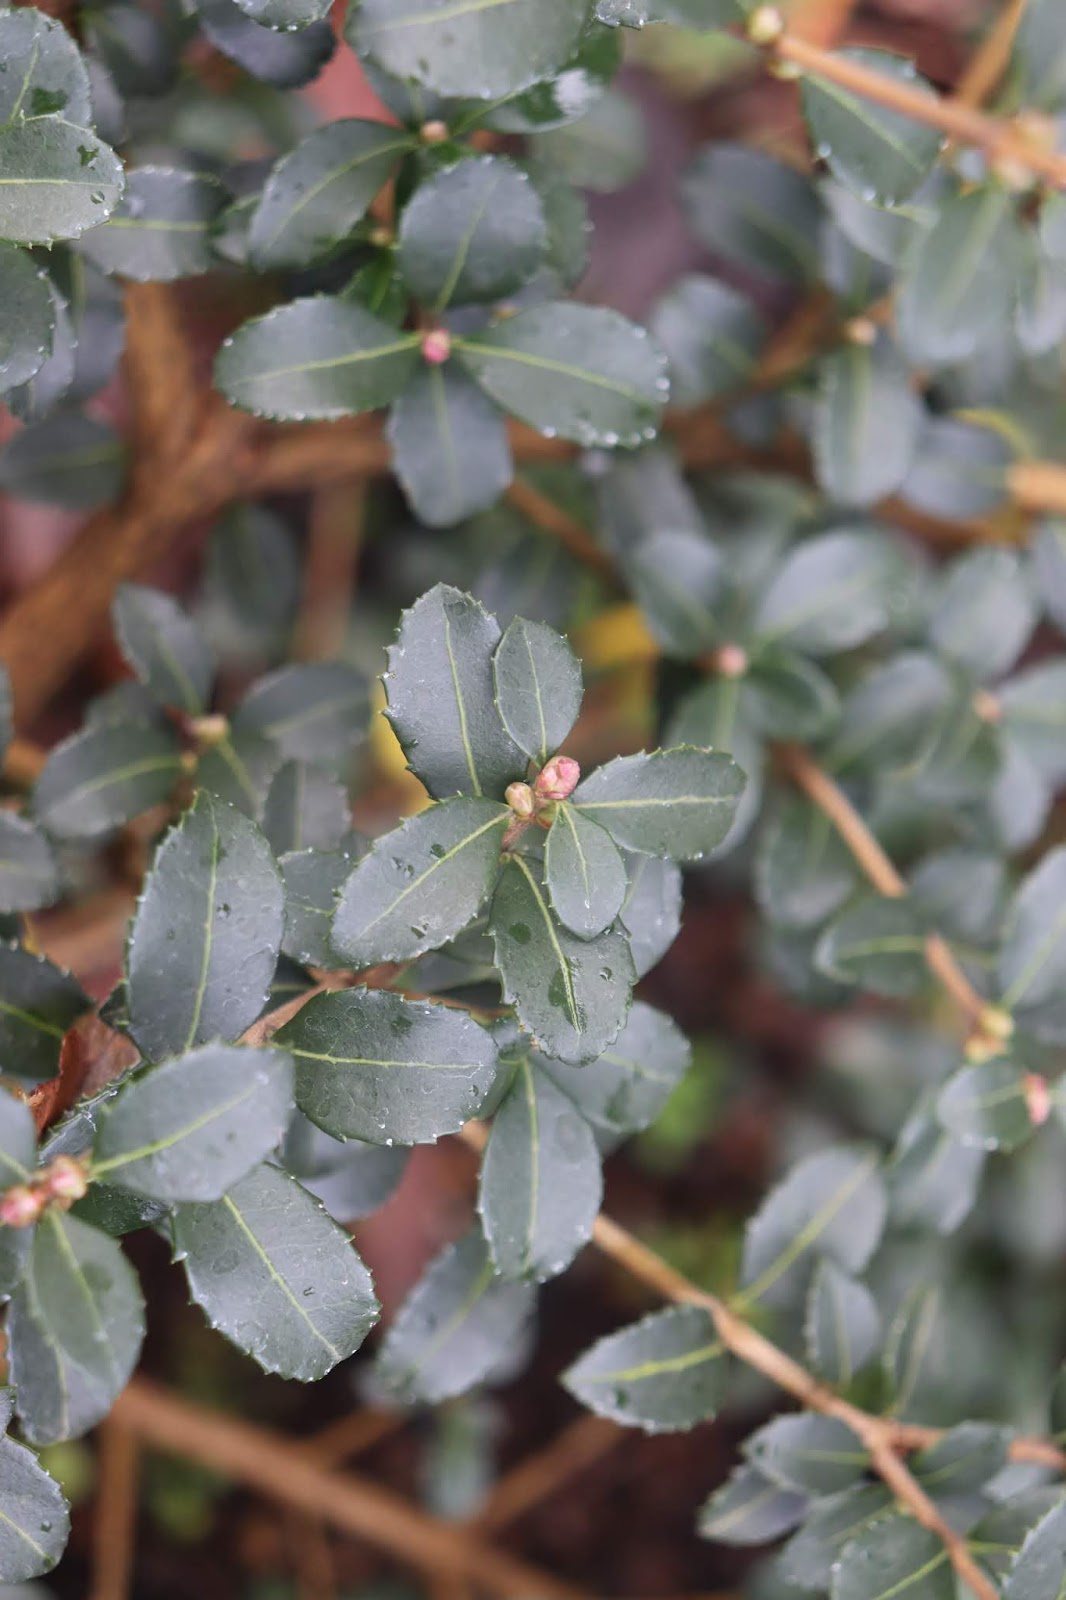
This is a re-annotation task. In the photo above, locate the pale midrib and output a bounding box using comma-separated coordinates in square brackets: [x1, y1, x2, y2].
[0, 995, 67, 1038]
[443, 609, 481, 795]
[93, 1081, 259, 1175]
[257, 135, 411, 252]
[222, 1195, 340, 1360]
[183, 810, 220, 1050]
[228, 334, 418, 389]
[290, 1045, 478, 1071]
[46, 751, 178, 814]
[353, 812, 505, 940]
[363, 0, 524, 36]
[512, 854, 578, 1029]
[738, 1155, 879, 1307]
[458, 337, 648, 405]
[520, 1056, 540, 1274]
[586, 1337, 723, 1385]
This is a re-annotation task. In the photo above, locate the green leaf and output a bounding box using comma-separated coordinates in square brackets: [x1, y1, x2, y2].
[832, 1515, 953, 1600]
[889, 1105, 984, 1237]
[998, 848, 1066, 1040]
[126, 791, 285, 1061]
[936, 1059, 1034, 1154]
[572, 747, 745, 861]
[197, 0, 336, 84]
[112, 583, 215, 714]
[538, 999, 690, 1137]
[1003, 1500, 1066, 1599]
[1014, 0, 1066, 112]
[907, 847, 1006, 951]
[457, 303, 667, 449]
[740, 1145, 885, 1310]
[897, 185, 1019, 366]
[231, 0, 330, 28]
[233, 662, 369, 764]
[910, 1422, 1008, 1498]
[77, 166, 224, 281]
[387, 364, 513, 528]
[0, 119, 123, 246]
[823, 651, 952, 776]
[0, 1432, 69, 1580]
[745, 1414, 868, 1497]
[971, 1491, 1063, 1582]
[33, 719, 181, 841]
[744, 651, 841, 743]
[6, 275, 76, 422]
[0, 244, 55, 394]
[385, 584, 524, 800]
[883, 1284, 950, 1416]
[85, 0, 179, 97]
[262, 761, 349, 856]
[481, 21, 620, 133]
[172, 1161, 378, 1380]
[525, 158, 590, 290]
[681, 144, 820, 285]
[398, 156, 546, 309]
[0, 945, 89, 1084]
[928, 549, 1035, 684]
[0, 412, 127, 509]
[751, 528, 909, 656]
[812, 334, 922, 508]
[249, 120, 412, 271]
[805, 1261, 881, 1388]
[563, 1305, 726, 1432]
[492, 616, 582, 767]
[697, 1464, 809, 1547]
[619, 528, 724, 659]
[619, 853, 682, 978]
[802, 49, 943, 205]
[779, 1485, 894, 1590]
[756, 795, 859, 931]
[490, 854, 634, 1064]
[8, 1212, 144, 1443]
[332, 797, 508, 965]
[347, 0, 591, 101]
[1000, 661, 1066, 785]
[203, 502, 302, 666]
[215, 295, 420, 421]
[374, 1226, 534, 1403]
[277, 986, 496, 1145]
[284, 1113, 409, 1221]
[651, 275, 765, 407]
[279, 844, 355, 968]
[479, 1053, 599, 1281]
[545, 804, 626, 940]
[91, 1044, 294, 1201]
[0, 7, 91, 124]
[0, 813, 59, 913]
[195, 728, 282, 821]
[816, 896, 928, 999]
[0, 1087, 37, 1296]
[903, 415, 1013, 521]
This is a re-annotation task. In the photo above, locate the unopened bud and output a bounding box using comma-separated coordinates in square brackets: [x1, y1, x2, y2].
[534, 756, 580, 802]
[505, 781, 536, 820]
[746, 5, 784, 45]
[715, 643, 749, 679]
[369, 224, 394, 249]
[420, 119, 450, 145]
[979, 1005, 1014, 1043]
[972, 688, 1002, 724]
[844, 316, 878, 347]
[421, 328, 452, 365]
[964, 1032, 1003, 1064]
[0, 1185, 44, 1229]
[43, 1156, 89, 1205]
[1023, 1073, 1052, 1127]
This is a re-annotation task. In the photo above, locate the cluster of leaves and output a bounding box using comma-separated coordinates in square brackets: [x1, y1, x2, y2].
[3, 0, 1066, 1593]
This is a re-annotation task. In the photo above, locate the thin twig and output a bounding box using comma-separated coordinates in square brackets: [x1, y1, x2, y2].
[293, 483, 367, 662]
[506, 478, 617, 585]
[470, 1413, 620, 1534]
[89, 1416, 141, 1600]
[303, 1406, 406, 1468]
[953, 0, 1028, 111]
[112, 1379, 595, 1600]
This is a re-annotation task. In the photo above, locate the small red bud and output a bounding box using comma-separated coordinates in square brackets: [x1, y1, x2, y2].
[0, 1185, 44, 1228]
[43, 1156, 89, 1205]
[420, 119, 449, 145]
[421, 328, 452, 365]
[715, 644, 749, 679]
[1023, 1073, 1052, 1128]
[534, 756, 580, 802]
[505, 781, 536, 820]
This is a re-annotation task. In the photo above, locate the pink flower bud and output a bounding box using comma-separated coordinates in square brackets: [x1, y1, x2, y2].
[534, 756, 580, 802]
[420, 119, 449, 145]
[505, 782, 536, 820]
[421, 329, 452, 365]
[1023, 1073, 1052, 1128]
[43, 1156, 89, 1204]
[715, 644, 749, 679]
[0, 1185, 44, 1228]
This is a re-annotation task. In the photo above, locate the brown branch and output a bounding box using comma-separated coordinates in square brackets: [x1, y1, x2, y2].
[122, 284, 200, 469]
[470, 1413, 620, 1534]
[953, 0, 1028, 111]
[302, 1407, 406, 1468]
[89, 1416, 140, 1600]
[293, 483, 367, 662]
[112, 1378, 595, 1600]
[506, 478, 617, 585]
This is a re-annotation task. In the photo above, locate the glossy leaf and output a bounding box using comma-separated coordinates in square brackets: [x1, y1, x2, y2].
[385, 585, 524, 800]
[682, 144, 821, 285]
[572, 747, 745, 861]
[262, 761, 349, 856]
[457, 303, 668, 449]
[538, 1000, 691, 1137]
[0, 945, 89, 1084]
[751, 528, 909, 656]
[8, 1212, 144, 1443]
[816, 896, 928, 999]
[216, 295, 420, 421]
[112, 583, 214, 714]
[277, 986, 497, 1145]
[492, 616, 583, 766]
[545, 803, 627, 940]
[173, 1161, 378, 1380]
[802, 50, 943, 205]
[897, 185, 1018, 366]
[745, 1414, 867, 1497]
[0, 412, 127, 509]
[387, 364, 513, 528]
[92, 1044, 294, 1201]
[740, 1145, 885, 1310]
[231, 0, 330, 32]
[832, 1516, 953, 1600]
[0, 120, 123, 246]
[233, 662, 369, 764]
[805, 1262, 882, 1388]
[619, 854, 682, 978]
[910, 1422, 1008, 1498]
[698, 1464, 809, 1547]
[812, 334, 922, 508]
[279, 845, 355, 969]
[0, 8, 91, 124]
[490, 854, 634, 1065]
[0, 813, 59, 913]
[250, 120, 413, 271]
[332, 798, 509, 965]
[756, 795, 859, 931]
[1004, 1500, 1066, 1600]
[33, 719, 181, 840]
[197, 0, 335, 84]
[936, 1059, 1034, 1153]
[619, 528, 724, 659]
[998, 848, 1066, 1041]
[651, 274, 765, 407]
[479, 1053, 601, 1280]
[0, 1433, 70, 1581]
[126, 791, 285, 1060]
[928, 548, 1035, 685]
[398, 156, 546, 309]
[375, 1227, 534, 1404]
[779, 1485, 894, 1590]
[889, 1105, 985, 1237]
[0, 244, 55, 394]
[563, 1305, 726, 1432]
[77, 167, 224, 281]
